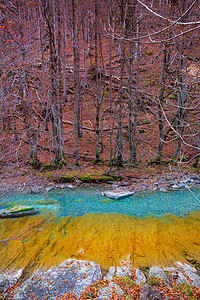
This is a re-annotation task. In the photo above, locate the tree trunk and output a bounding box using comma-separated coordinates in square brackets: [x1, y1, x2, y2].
[42, 0, 65, 163]
[72, 0, 81, 165]
[116, 0, 126, 167]
[155, 45, 169, 163]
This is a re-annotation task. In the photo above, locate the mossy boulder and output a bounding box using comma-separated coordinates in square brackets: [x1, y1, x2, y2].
[0, 205, 37, 218]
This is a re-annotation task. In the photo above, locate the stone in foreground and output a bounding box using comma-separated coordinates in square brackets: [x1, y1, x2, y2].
[13, 259, 102, 299]
[0, 205, 37, 218]
[103, 189, 134, 200]
[97, 282, 124, 299]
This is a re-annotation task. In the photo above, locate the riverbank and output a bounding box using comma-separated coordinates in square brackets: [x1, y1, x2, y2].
[0, 163, 199, 196]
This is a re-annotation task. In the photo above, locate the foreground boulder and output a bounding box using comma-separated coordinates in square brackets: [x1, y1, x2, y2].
[140, 284, 162, 300]
[13, 259, 102, 299]
[97, 282, 124, 299]
[104, 265, 146, 287]
[0, 269, 23, 295]
[164, 262, 200, 288]
[149, 266, 168, 284]
[0, 205, 37, 218]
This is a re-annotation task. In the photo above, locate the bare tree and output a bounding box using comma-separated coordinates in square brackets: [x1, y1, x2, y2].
[40, 0, 65, 164]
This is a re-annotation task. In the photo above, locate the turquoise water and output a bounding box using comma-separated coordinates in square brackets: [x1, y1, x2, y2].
[0, 187, 200, 218]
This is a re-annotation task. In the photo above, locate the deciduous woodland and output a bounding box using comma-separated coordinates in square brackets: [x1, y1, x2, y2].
[0, 0, 200, 175]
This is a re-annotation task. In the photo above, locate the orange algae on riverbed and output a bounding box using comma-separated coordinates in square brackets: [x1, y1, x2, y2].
[0, 212, 200, 273]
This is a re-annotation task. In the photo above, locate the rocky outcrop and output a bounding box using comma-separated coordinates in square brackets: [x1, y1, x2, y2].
[13, 259, 102, 299]
[1, 260, 200, 299]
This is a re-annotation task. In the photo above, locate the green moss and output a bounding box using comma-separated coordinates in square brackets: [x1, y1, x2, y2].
[143, 119, 151, 124]
[179, 283, 193, 297]
[146, 276, 161, 286]
[30, 157, 41, 169]
[139, 129, 145, 134]
[78, 174, 119, 183]
[40, 159, 66, 171]
[55, 175, 75, 183]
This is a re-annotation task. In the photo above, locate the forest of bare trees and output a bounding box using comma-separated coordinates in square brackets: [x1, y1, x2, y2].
[0, 0, 200, 171]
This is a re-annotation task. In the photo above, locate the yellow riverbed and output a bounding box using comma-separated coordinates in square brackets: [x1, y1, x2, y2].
[0, 212, 200, 273]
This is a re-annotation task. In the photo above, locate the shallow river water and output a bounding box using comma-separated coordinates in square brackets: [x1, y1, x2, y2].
[0, 187, 200, 272]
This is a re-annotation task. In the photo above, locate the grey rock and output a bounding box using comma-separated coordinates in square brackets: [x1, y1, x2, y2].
[104, 266, 116, 281]
[30, 187, 39, 194]
[103, 189, 134, 200]
[0, 274, 9, 293]
[159, 188, 167, 192]
[171, 184, 180, 190]
[134, 268, 146, 286]
[184, 185, 191, 189]
[66, 184, 74, 189]
[4, 269, 23, 287]
[149, 266, 168, 284]
[111, 183, 120, 189]
[116, 266, 132, 278]
[176, 271, 191, 286]
[175, 262, 200, 288]
[13, 259, 102, 299]
[140, 284, 162, 300]
[97, 282, 123, 299]
[178, 183, 185, 188]
[46, 185, 55, 192]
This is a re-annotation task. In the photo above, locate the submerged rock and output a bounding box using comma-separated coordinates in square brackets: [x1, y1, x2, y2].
[13, 259, 102, 299]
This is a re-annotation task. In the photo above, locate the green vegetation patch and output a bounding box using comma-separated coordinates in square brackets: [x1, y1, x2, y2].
[146, 276, 161, 287]
[78, 174, 115, 183]
[55, 175, 75, 183]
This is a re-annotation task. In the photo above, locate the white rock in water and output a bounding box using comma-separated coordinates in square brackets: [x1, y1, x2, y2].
[46, 185, 55, 192]
[66, 184, 74, 189]
[103, 189, 134, 200]
[171, 184, 180, 190]
[159, 188, 167, 192]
